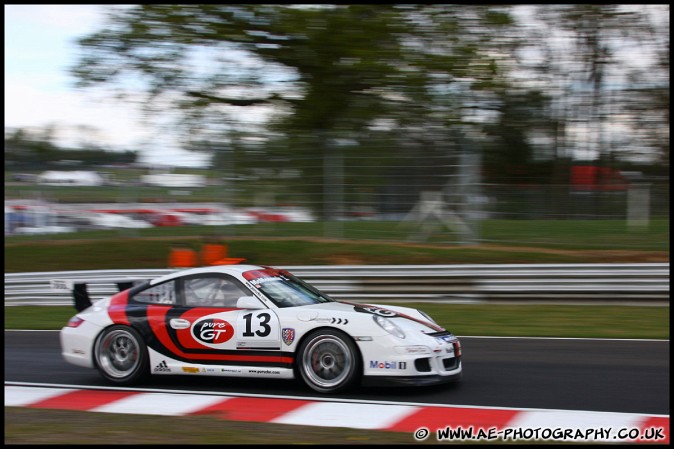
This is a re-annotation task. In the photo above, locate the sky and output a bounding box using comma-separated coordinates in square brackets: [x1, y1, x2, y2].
[4, 4, 209, 167]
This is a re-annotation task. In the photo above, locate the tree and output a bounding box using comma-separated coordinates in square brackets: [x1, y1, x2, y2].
[71, 5, 520, 216]
[544, 5, 668, 167]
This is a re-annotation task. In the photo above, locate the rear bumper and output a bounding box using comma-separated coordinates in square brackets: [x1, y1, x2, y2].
[60, 324, 99, 369]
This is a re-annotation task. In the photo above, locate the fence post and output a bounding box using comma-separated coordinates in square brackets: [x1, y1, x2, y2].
[627, 183, 650, 230]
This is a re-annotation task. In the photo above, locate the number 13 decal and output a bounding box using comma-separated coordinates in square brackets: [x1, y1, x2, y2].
[237, 310, 279, 348]
[242, 312, 272, 337]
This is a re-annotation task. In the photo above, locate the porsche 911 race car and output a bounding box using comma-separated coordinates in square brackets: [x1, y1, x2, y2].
[58, 264, 462, 393]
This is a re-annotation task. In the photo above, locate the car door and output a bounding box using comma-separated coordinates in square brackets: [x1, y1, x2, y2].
[165, 273, 283, 365]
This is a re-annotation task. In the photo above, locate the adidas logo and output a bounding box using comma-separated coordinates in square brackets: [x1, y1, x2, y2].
[153, 361, 170, 373]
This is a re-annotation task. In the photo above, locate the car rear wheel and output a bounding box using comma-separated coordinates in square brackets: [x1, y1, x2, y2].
[297, 329, 360, 393]
[94, 325, 149, 385]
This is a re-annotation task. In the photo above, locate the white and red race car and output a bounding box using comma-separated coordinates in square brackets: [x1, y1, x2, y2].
[58, 264, 462, 393]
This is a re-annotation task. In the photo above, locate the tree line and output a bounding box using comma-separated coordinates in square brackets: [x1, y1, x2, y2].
[5, 128, 138, 170]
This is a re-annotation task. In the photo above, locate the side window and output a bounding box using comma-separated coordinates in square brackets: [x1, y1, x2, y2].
[133, 281, 176, 305]
[184, 276, 248, 308]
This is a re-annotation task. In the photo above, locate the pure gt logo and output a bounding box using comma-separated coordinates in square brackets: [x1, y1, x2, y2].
[192, 319, 234, 345]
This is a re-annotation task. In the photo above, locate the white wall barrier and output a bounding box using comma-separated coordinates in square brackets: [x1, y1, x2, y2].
[4, 263, 669, 306]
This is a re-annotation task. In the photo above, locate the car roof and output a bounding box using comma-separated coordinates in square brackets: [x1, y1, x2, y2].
[171, 264, 269, 276]
[154, 264, 271, 283]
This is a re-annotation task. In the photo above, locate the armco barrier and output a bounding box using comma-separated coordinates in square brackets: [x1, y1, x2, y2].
[4, 263, 669, 306]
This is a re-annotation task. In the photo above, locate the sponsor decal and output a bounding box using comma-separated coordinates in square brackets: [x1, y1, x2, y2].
[346, 301, 445, 332]
[243, 268, 280, 281]
[200, 367, 216, 373]
[192, 318, 234, 345]
[315, 317, 348, 325]
[245, 283, 269, 302]
[153, 360, 170, 373]
[355, 305, 399, 317]
[369, 360, 407, 370]
[248, 369, 282, 375]
[248, 276, 279, 287]
[50, 280, 69, 291]
[182, 366, 200, 373]
[282, 328, 296, 346]
[221, 368, 243, 374]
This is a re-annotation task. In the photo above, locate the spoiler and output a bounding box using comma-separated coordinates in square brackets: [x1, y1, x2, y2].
[50, 277, 147, 312]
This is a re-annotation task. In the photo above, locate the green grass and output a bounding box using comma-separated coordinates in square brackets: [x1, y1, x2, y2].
[3, 218, 670, 273]
[4, 237, 601, 272]
[479, 219, 669, 251]
[5, 306, 77, 330]
[4, 408, 435, 445]
[4, 218, 670, 250]
[5, 303, 669, 339]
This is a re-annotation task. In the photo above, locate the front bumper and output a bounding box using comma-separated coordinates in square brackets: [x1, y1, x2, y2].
[357, 331, 462, 384]
[362, 359, 462, 387]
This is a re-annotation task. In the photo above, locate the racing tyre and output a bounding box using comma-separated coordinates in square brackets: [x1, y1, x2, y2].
[94, 325, 149, 385]
[297, 329, 360, 393]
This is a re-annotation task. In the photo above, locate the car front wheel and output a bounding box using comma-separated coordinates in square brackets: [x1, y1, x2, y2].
[297, 329, 360, 393]
[94, 325, 149, 385]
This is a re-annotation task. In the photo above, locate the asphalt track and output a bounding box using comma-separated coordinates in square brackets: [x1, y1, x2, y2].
[4, 330, 669, 416]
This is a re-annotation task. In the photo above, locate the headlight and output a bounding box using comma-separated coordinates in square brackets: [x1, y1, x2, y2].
[373, 315, 405, 339]
[418, 309, 438, 326]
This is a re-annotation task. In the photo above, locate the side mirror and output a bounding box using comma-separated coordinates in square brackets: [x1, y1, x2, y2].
[236, 296, 263, 309]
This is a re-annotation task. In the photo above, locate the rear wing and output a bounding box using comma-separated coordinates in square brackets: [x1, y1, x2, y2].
[50, 277, 148, 312]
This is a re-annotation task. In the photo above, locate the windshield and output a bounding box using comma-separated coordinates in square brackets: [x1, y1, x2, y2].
[243, 268, 334, 308]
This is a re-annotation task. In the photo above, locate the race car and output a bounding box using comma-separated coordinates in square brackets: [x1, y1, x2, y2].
[58, 264, 462, 393]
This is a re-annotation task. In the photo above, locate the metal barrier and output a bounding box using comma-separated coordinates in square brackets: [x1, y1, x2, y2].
[4, 263, 669, 306]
